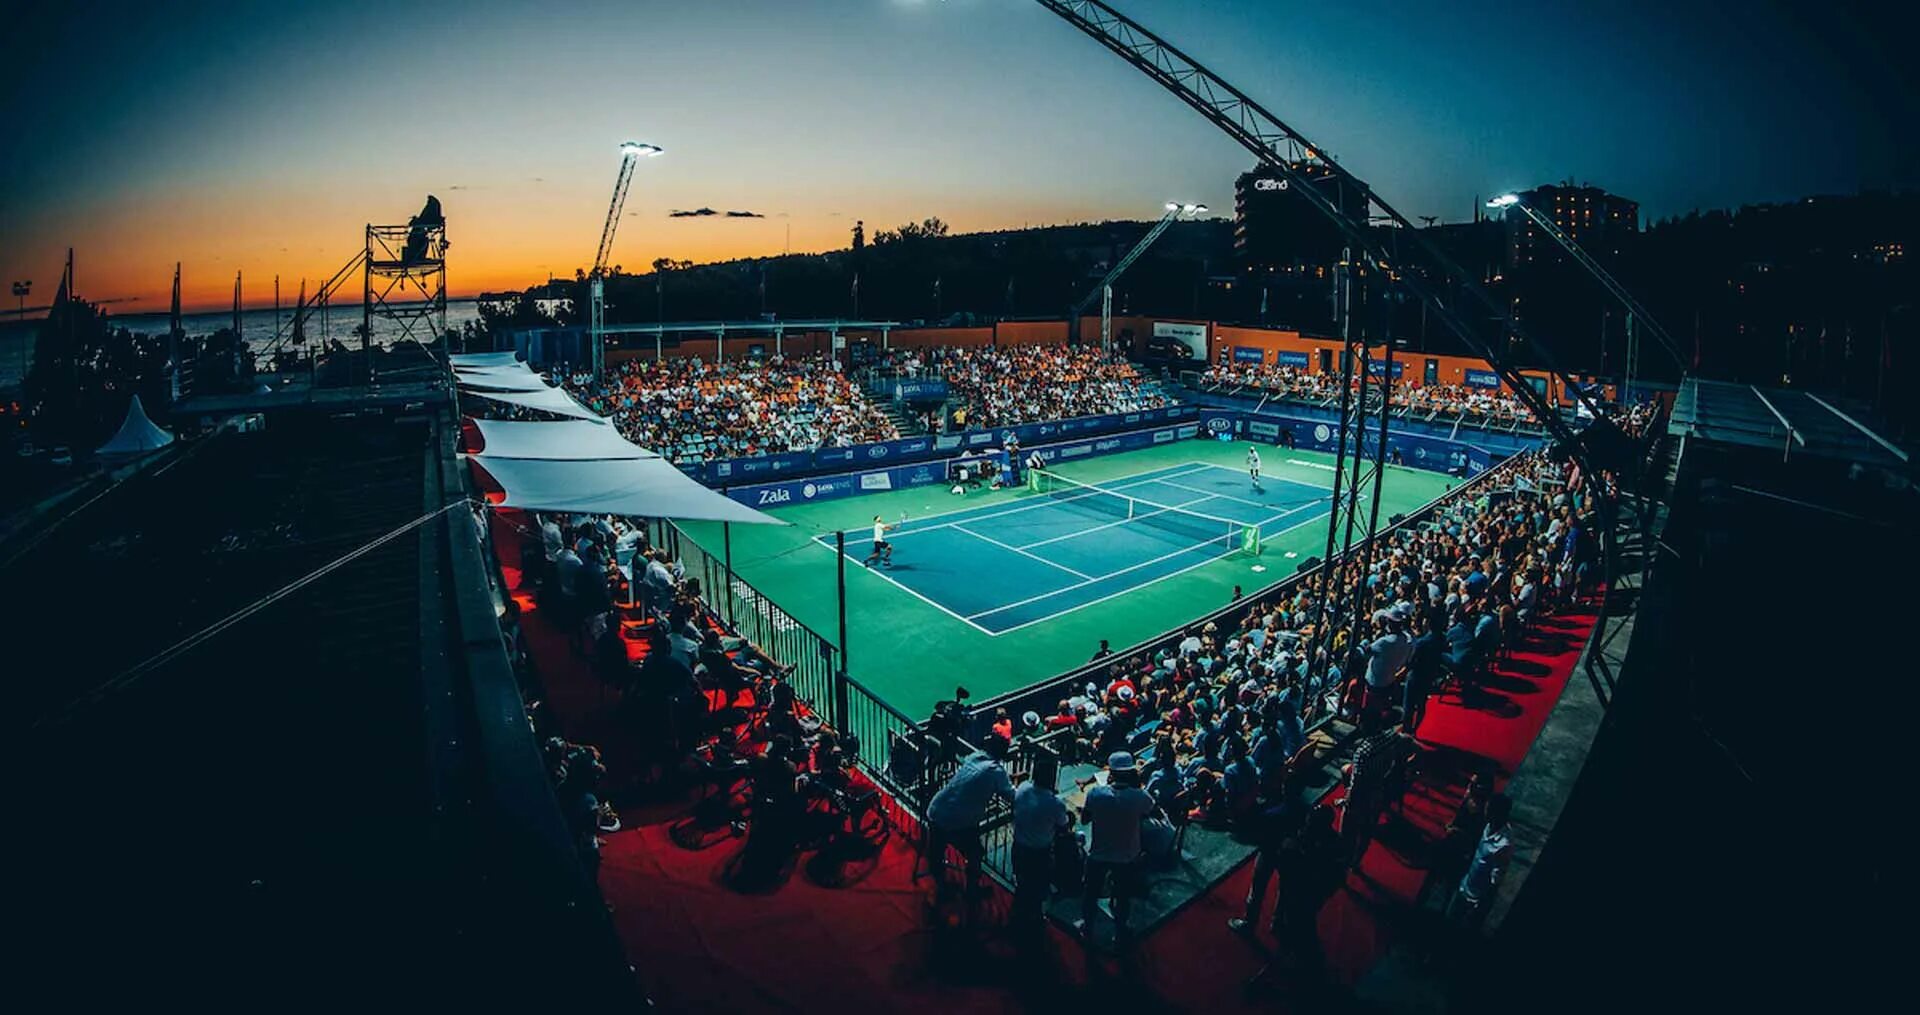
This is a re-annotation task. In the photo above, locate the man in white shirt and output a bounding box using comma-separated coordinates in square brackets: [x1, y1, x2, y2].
[925, 737, 1015, 906]
[862, 515, 895, 569]
[1076, 751, 1156, 942]
[1011, 755, 1070, 930]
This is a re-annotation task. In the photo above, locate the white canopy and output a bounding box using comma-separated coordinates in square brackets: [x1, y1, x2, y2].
[462, 385, 606, 423]
[95, 395, 175, 455]
[469, 418, 657, 461]
[454, 367, 553, 392]
[449, 351, 524, 368]
[472, 455, 782, 525]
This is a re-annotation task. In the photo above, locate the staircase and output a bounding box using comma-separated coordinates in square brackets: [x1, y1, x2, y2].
[879, 396, 929, 436]
[863, 377, 932, 436]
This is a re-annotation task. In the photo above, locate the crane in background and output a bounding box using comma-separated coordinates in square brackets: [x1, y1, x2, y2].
[1070, 201, 1207, 352]
[589, 140, 663, 375]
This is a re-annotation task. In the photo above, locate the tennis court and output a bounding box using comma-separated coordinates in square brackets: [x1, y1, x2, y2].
[679, 440, 1457, 717]
[822, 462, 1330, 634]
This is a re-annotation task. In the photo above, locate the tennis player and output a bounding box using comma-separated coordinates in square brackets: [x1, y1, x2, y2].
[863, 514, 896, 569]
[1247, 445, 1263, 490]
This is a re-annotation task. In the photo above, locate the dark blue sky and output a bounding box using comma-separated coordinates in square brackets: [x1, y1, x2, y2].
[2, 0, 1911, 307]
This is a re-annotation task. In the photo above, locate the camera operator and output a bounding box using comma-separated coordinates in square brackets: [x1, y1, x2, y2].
[924, 686, 972, 771]
[923, 733, 1014, 908]
[1010, 753, 1070, 931]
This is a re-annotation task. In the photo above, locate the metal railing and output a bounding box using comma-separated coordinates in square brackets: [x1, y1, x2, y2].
[659, 520, 841, 720]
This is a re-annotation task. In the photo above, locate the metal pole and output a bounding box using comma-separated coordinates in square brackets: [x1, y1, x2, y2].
[1101, 284, 1113, 355]
[722, 518, 736, 629]
[835, 530, 850, 734]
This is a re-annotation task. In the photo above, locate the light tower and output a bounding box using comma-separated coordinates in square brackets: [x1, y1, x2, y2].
[590, 140, 663, 375]
[1489, 192, 1685, 394]
[1070, 201, 1207, 352]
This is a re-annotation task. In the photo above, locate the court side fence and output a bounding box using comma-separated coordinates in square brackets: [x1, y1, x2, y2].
[663, 510, 1072, 890]
[966, 454, 1530, 743]
[658, 519, 948, 847]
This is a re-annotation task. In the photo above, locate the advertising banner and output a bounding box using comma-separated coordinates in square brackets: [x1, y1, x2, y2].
[1152, 321, 1209, 359]
[1232, 346, 1265, 364]
[1276, 350, 1311, 369]
[891, 379, 948, 401]
[1465, 368, 1502, 389]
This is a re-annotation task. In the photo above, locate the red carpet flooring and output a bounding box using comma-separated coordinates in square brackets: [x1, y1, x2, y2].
[496, 508, 1597, 1011]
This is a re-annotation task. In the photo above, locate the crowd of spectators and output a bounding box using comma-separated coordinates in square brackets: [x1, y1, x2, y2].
[500, 503, 887, 892]
[564, 354, 899, 464]
[1203, 361, 1538, 426]
[903, 345, 1168, 429]
[973, 429, 1644, 936]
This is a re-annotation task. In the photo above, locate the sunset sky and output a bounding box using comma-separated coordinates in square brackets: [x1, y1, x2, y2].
[2, 0, 1911, 313]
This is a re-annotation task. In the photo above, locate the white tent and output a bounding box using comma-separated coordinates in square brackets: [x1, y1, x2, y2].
[453, 360, 535, 376]
[95, 395, 175, 455]
[453, 367, 554, 392]
[461, 385, 606, 423]
[471, 455, 782, 525]
[469, 418, 657, 461]
[449, 351, 523, 368]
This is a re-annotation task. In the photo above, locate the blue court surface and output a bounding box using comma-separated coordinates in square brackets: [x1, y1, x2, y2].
[819, 461, 1332, 635]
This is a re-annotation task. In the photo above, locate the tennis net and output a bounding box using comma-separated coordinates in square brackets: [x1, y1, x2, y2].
[1028, 469, 1260, 555]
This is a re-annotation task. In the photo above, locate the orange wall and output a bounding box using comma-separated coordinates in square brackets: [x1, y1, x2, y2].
[1208, 324, 1589, 405]
[888, 326, 994, 350]
[994, 320, 1070, 347]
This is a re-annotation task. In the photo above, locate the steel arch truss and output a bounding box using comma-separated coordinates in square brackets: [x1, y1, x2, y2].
[1036, 0, 1603, 446]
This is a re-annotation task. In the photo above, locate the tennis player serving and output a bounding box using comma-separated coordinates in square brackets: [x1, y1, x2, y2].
[863, 514, 896, 569]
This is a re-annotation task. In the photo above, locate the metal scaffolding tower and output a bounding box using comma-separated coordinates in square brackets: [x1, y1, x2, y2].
[362, 215, 447, 383]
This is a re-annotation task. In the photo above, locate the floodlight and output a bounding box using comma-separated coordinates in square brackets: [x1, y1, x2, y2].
[621, 141, 664, 157]
[1488, 194, 1520, 208]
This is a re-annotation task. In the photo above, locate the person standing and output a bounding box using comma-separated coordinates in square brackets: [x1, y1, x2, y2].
[1273, 803, 1345, 990]
[1076, 751, 1156, 943]
[1403, 610, 1447, 736]
[1342, 714, 1407, 867]
[1011, 755, 1070, 931]
[1447, 794, 1514, 930]
[924, 736, 1015, 908]
[1228, 771, 1308, 936]
[1247, 445, 1263, 490]
[862, 515, 895, 569]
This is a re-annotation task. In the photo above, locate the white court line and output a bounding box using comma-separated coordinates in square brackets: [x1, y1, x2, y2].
[829, 462, 1220, 548]
[806, 539, 998, 636]
[952, 525, 1096, 580]
[1181, 460, 1334, 492]
[1151, 478, 1324, 513]
[971, 489, 1334, 623]
[976, 507, 1334, 635]
[1017, 489, 1223, 549]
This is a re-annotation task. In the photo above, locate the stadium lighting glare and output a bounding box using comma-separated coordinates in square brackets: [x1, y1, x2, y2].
[621, 141, 664, 157]
[1488, 193, 1521, 208]
[1188, 204, 1208, 215]
[1165, 202, 1180, 211]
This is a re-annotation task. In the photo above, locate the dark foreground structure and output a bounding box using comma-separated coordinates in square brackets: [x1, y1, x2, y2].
[13, 399, 636, 1008]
